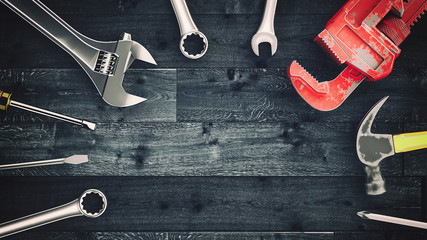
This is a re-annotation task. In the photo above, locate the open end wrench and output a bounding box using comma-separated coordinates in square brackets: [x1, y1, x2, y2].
[251, 0, 278, 56]
[0, 189, 107, 238]
[0, 0, 157, 107]
[171, 0, 208, 59]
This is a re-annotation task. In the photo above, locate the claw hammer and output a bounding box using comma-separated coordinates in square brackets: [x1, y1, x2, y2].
[356, 96, 427, 195]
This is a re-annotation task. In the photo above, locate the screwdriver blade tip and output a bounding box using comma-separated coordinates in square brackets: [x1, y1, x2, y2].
[64, 155, 89, 165]
[83, 121, 96, 130]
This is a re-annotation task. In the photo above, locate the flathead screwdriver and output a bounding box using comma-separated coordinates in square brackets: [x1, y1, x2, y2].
[0, 90, 95, 130]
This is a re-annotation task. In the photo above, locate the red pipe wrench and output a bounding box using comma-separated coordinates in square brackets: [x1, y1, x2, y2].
[288, 0, 427, 111]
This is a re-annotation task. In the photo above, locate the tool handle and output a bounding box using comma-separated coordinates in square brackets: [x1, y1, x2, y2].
[170, 0, 198, 35]
[257, 0, 277, 34]
[0, 199, 81, 238]
[0, 158, 64, 171]
[0, 0, 100, 68]
[0, 90, 12, 111]
[393, 131, 427, 153]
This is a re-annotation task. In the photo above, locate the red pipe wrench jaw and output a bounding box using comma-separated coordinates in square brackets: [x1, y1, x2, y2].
[288, 61, 364, 111]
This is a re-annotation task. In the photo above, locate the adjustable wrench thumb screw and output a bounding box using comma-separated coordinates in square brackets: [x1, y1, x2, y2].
[0, 90, 96, 130]
[0, 189, 107, 238]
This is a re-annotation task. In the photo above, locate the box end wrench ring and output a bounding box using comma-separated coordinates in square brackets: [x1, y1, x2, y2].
[171, 0, 208, 59]
[0, 189, 107, 238]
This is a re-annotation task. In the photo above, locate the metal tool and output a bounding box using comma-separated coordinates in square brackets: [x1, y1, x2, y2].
[356, 96, 427, 195]
[251, 0, 278, 56]
[0, 0, 157, 107]
[0, 155, 88, 171]
[358, 211, 427, 229]
[0, 90, 96, 130]
[171, 0, 208, 59]
[288, 0, 427, 111]
[0, 189, 107, 238]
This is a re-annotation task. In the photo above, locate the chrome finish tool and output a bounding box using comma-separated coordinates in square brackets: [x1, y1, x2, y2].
[0, 0, 157, 107]
[0, 90, 96, 130]
[358, 211, 427, 229]
[171, 0, 208, 59]
[251, 0, 278, 56]
[0, 189, 107, 238]
[0, 155, 88, 170]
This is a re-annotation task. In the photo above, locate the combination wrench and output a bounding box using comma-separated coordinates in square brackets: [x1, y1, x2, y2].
[171, 0, 208, 59]
[0, 189, 107, 238]
[251, 0, 278, 56]
[0, 0, 157, 107]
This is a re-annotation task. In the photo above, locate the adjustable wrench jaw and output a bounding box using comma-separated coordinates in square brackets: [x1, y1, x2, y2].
[80, 34, 157, 107]
[287, 0, 410, 111]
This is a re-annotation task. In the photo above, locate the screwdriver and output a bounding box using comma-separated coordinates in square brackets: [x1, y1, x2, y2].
[0, 155, 88, 170]
[358, 211, 427, 229]
[0, 90, 95, 130]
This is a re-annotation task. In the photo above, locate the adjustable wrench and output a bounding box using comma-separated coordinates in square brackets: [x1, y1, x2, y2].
[0, 0, 157, 107]
[251, 0, 278, 56]
[171, 0, 208, 59]
[0, 189, 107, 238]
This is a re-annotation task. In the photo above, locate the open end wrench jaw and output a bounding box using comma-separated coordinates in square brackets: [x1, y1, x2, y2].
[287, 61, 364, 111]
[251, 32, 278, 56]
[82, 34, 156, 107]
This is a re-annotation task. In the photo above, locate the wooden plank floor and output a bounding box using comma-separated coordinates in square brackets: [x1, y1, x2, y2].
[0, 0, 426, 239]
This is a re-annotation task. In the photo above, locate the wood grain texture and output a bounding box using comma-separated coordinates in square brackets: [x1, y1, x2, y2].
[6, 231, 334, 240]
[0, 122, 402, 176]
[32, 0, 345, 15]
[176, 68, 427, 123]
[0, 177, 421, 231]
[0, 5, 425, 69]
[335, 232, 427, 240]
[0, 69, 176, 123]
[0, 0, 426, 238]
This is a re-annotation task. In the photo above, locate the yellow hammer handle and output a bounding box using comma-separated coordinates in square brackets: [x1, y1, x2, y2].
[393, 131, 427, 153]
[0, 90, 12, 111]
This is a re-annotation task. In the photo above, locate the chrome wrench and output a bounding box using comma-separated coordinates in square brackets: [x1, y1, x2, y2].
[0, 189, 107, 238]
[251, 0, 278, 56]
[171, 0, 208, 59]
[0, 0, 157, 107]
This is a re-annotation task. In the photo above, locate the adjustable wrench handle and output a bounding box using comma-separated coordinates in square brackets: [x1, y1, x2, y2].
[257, 0, 277, 34]
[0, 0, 100, 68]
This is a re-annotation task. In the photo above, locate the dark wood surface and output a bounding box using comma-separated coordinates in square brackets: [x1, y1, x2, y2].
[0, 0, 426, 239]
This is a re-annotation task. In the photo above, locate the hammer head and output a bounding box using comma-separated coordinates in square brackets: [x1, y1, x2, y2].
[356, 96, 395, 195]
